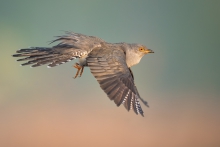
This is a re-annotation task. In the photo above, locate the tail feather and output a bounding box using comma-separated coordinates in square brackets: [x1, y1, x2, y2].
[12, 47, 78, 68]
[32, 57, 60, 67]
[47, 57, 76, 68]
[20, 56, 57, 67]
[17, 47, 52, 53]
[16, 54, 55, 61]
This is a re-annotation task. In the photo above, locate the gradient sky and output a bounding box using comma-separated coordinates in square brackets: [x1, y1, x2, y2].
[0, 0, 220, 147]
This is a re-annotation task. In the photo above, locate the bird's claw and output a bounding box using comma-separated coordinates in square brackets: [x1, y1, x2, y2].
[73, 63, 84, 79]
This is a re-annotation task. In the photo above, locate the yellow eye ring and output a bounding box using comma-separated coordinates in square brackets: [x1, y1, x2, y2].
[139, 47, 144, 51]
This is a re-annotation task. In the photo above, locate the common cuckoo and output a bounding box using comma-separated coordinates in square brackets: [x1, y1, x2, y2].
[12, 32, 154, 116]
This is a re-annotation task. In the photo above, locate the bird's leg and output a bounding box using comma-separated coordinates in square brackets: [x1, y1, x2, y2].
[79, 66, 84, 77]
[73, 63, 83, 79]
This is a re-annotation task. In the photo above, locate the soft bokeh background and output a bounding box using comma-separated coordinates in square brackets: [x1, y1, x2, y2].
[1, 0, 220, 147]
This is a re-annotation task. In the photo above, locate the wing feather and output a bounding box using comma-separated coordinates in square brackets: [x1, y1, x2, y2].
[87, 47, 146, 116]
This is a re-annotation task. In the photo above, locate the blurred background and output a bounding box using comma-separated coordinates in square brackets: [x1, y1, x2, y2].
[0, 0, 220, 147]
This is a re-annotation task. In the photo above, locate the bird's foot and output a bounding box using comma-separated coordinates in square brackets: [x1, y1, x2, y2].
[73, 63, 84, 79]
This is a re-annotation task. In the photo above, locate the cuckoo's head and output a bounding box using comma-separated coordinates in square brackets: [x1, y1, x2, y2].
[138, 46, 154, 54]
[125, 43, 154, 67]
[130, 44, 154, 57]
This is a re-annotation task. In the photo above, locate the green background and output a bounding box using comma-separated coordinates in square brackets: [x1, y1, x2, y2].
[1, 0, 219, 147]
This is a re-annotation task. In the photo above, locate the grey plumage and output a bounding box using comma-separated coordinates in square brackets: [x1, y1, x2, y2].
[12, 32, 154, 116]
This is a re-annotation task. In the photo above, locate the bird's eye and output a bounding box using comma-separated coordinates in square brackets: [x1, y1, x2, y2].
[139, 47, 144, 51]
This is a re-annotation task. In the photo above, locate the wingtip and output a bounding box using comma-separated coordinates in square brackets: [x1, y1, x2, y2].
[139, 97, 149, 108]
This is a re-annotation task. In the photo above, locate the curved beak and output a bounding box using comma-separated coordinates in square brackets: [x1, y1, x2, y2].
[145, 49, 154, 53]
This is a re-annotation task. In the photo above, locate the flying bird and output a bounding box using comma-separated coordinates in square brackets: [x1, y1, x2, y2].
[12, 32, 154, 116]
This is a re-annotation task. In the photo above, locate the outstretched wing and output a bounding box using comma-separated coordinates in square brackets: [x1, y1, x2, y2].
[87, 47, 145, 116]
[50, 31, 104, 50]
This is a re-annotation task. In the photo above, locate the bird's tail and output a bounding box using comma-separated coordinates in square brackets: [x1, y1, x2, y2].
[12, 47, 85, 68]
